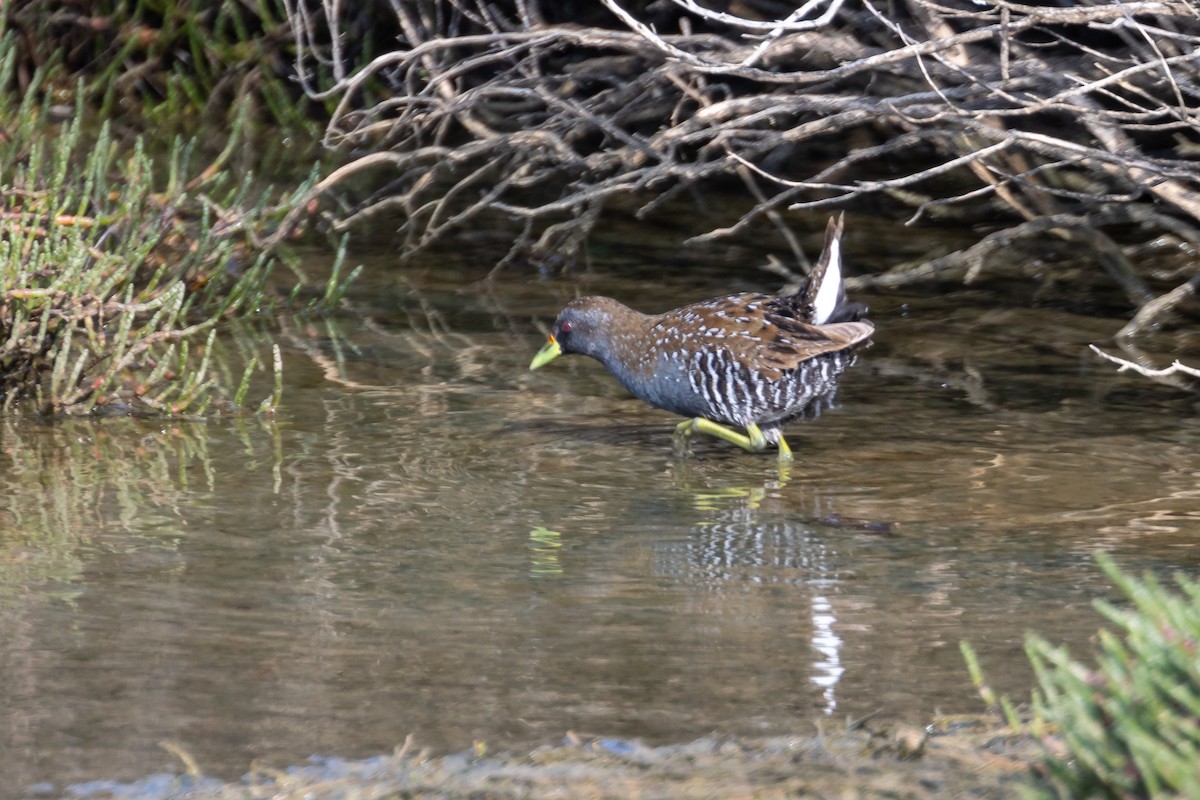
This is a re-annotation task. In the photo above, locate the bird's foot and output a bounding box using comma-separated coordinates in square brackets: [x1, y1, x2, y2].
[674, 418, 791, 462]
[672, 420, 695, 457]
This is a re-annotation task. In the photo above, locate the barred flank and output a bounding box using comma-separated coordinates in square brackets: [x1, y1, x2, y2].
[688, 349, 856, 428]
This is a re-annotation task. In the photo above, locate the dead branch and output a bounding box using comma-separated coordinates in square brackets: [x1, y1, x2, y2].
[283, 0, 1200, 340]
[1119, 273, 1200, 337]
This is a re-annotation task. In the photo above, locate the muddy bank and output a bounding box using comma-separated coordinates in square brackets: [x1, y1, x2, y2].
[48, 719, 1041, 800]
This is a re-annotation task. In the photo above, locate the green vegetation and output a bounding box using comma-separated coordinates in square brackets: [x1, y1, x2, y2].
[0, 0, 359, 416]
[8, 0, 322, 138]
[965, 553, 1200, 799]
[0, 76, 295, 413]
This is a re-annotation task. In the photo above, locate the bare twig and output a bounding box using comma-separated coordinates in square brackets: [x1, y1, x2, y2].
[1094, 340, 1195, 383]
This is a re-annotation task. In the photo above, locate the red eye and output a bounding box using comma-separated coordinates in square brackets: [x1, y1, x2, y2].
[559, 320, 573, 334]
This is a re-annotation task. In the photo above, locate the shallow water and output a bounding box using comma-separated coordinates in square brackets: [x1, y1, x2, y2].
[4, 223, 1200, 795]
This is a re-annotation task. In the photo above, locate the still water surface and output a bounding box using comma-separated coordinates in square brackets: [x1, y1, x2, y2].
[3, 227, 1199, 793]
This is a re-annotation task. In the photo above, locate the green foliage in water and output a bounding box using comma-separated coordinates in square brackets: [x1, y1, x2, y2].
[0, 413, 284, 598]
[965, 553, 1200, 799]
[0, 39, 339, 416]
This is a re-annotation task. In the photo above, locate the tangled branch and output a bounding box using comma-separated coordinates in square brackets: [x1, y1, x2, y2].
[284, 0, 1200, 322]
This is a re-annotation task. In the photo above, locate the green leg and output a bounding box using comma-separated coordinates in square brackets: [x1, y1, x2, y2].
[674, 418, 791, 462]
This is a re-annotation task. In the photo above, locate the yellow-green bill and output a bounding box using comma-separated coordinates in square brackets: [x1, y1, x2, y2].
[529, 336, 562, 370]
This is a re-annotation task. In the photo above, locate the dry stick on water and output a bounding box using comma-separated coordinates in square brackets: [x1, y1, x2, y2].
[1090, 344, 1200, 393]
